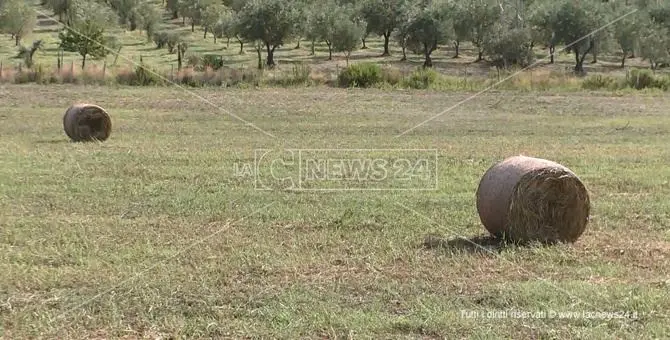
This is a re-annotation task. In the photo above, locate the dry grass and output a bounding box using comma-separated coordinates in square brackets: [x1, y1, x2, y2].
[0, 85, 669, 338]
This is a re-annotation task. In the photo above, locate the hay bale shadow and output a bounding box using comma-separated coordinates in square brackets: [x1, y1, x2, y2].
[422, 232, 567, 255]
[35, 139, 67, 144]
[422, 233, 511, 254]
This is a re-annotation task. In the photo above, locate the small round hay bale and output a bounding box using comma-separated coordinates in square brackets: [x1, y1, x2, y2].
[63, 104, 112, 142]
[476, 155, 590, 244]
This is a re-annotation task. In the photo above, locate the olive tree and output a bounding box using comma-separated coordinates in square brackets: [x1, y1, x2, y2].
[238, 0, 299, 67]
[0, 0, 37, 46]
[332, 15, 365, 65]
[539, 0, 610, 74]
[405, 0, 452, 68]
[360, 0, 408, 56]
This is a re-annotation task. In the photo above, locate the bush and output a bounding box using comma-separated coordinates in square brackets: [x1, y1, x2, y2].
[116, 64, 164, 86]
[627, 69, 655, 89]
[380, 66, 402, 85]
[187, 54, 202, 70]
[224, 67, 261, 87]
[337, 62, 382, 88]
[582, 74, 619, 90]
[402, 68, 439, 89]
[653, 74, 670, 90]
[202, 54, 224, 71]
[153, 32, 169, 49]
[269, 63, 311, 86]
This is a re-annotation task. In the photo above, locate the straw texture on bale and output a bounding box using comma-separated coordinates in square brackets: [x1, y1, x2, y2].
[476, 155, 590, 244]
[63, 104, 112, 142]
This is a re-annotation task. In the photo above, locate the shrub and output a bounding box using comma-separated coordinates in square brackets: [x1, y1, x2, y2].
[402, 68, 439, 89]
[627, 68, 655, 89]
[198, 67, 225, 87]
[380, 66, 402, 85]
[0, 66, 15, 83]
[202, 54, 224, 71]
[153, 31, 182, 52]
[174, 67, 199, 87]
[582, 74, 618, 90]
[187, 54, 202, 70]
[337, 62, 382, 88]
[653, 74, 670, 90]
[153, 32, 169, 49]
[116, 64, 164, 86]
[13, 70, 34, 84]
[269, 63, 311, 86]
[224, 67, 261, 87]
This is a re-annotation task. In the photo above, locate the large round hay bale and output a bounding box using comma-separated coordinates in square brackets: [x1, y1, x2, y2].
[63, 104, 112, 142]
[476, 155, 590, 244]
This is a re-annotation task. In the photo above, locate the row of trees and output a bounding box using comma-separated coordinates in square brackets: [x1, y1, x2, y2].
[2, 0, 670, 72]
[158, 0, 670, 71]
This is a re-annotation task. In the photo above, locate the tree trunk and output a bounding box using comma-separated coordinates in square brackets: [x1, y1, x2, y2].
[574, 45, 593, 75]
[311, 38, 315, 55]
[191, 22, 195, 32]
[400, 45, 406, 61]
[326, 41, 332, 60]
[574, 48, 582, 73]
[382, 32, 391, 56]
[237, 38, 244, 54]
[361, 38, 367, 49]
[182, 17, 186, 25]
[475, 49, 483, 62]
[178, 48, 182, 70]
[256, 44, 263, 70]
[453, 40, 459, 58]
[15, 35, 19, 46]
[81, 54, 86, 69]
[172, 10, 178, 19]
[213, 35, 217, 44]
[621, 52, 626, 68]
[294, 39, 300, 49]
[423, 44, 432, 68]
[204, 28, 208, 39]
[227, 37, 230, 48]
[265, 43, 276, 67]
[549, 45, 555, 64]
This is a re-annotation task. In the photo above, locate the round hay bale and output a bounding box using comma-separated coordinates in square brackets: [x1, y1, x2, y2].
[476, 155, 590, 244]
[63, 104, 112, 142]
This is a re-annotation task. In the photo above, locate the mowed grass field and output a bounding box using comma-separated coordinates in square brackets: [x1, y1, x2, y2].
[1, 84, 670, 338]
